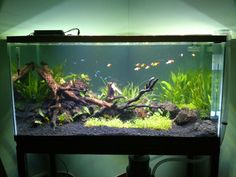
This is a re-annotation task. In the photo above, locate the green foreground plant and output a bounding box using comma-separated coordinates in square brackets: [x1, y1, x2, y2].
[85, 112, 172, 130]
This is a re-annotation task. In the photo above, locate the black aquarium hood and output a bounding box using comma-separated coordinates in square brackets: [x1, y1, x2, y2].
[7, 35, 227, 43]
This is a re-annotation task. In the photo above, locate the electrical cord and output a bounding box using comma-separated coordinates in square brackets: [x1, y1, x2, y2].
[150, 155, 164, 162]
[151, 156, 209, 177]
[64, 28, 80, 36]
[57, 156, 69, 175]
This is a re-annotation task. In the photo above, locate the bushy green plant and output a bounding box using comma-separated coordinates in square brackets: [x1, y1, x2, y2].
[14, 72, 50, 102]
[97, 86, 107, 99]
[158, 70, 212, 118]
[159, 72, 191, 104]
[98, 82, 140, 101]
[122, 82, 140, 100]
[189, 70, 212, 118]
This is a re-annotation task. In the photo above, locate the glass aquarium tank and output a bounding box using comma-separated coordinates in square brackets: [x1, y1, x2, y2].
[7, 35, 226, 138]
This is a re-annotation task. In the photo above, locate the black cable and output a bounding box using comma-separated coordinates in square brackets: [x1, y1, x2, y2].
[64, 28, 80, 36]
[151, 156, 209, 176]
[57, 156, 69, 175]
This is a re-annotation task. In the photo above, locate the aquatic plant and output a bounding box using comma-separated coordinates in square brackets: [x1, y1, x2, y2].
[189, 71, 212, 118]
[13, 64, 61, 102]
[79, 73, 91, 84]
[38, 108, 50, 123]
[14, 71, 50, 102]
[51, 64, 90, 85]
[97, 86, 107, 99]
[158, 70, 212, 118]
[72, 106, 91, 119]
[14, 62, 91, 102]
[122, 82, 140, 100]
[114, 82, 143, 104]
[98, 82, 139, 101]
[51, 65, 66, 84]
[98, 82, 155, 105]
[85, 112, 172, 130]
[32, 120, 43, 127]
[58, 112, 73, 125]
[159, 72, 190, 104]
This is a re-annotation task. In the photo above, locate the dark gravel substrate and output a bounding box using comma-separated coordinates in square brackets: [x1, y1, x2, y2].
[16, 117, 218, 137]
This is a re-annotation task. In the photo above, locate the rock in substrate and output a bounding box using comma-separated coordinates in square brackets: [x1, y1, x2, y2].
[194, 120, 217, 135]
[153, 102, 180, 119]
[174, 108, 199, 125]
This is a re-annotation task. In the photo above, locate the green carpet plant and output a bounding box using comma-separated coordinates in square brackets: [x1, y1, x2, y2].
[85, 112, 172, 130]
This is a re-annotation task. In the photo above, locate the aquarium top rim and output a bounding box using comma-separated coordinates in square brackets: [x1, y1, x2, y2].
[6, 35, 227, 43]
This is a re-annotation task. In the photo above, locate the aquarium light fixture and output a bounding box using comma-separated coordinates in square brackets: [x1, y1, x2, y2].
[33, 30, 65, 36]
[32, 28, 80, 36]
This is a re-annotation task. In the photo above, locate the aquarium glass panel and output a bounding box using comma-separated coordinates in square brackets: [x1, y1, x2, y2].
[7, 37, 225, 137]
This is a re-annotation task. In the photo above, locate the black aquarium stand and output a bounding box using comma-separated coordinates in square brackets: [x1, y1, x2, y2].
[15, 135, 220, 177]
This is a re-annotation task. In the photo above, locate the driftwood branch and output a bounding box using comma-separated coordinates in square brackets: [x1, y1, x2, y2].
[36, 64, 59, 97]
[122, 77, 158, 109]
[92, 77, 159, 117]
[120, 104, 162, 111]
[12, 63, 35, 82]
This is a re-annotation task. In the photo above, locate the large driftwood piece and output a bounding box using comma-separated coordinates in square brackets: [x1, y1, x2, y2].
[35, 64, 112, 108]
[36, 64, 59, 97]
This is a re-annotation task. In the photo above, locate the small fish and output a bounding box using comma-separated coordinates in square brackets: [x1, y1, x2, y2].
[80, 59, 85, 62]
[145, 65, 150, 69]
[151, 61, 160, 67]
[140, 63, 147, 68]
[73, 61, 77, 65]
[94, 70, 101, 77]
[135, 63, 141, 67]
[134, 67, 141, 71]
[192, 53, 196, 57]
[166, 59, 175, 64]
[107, 63, 112, 67]
[180, 53, 184, 57]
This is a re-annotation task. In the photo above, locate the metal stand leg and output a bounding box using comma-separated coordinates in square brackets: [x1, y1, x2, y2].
[211, 153, 219, 177]
[187, 155, 194, 177]
[126, 155, 151, 177]
[49, 153, 57, 177]
[16, 145, 28, 177]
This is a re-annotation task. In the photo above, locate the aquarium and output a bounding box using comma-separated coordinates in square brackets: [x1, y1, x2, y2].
[7, 35, 226, 138]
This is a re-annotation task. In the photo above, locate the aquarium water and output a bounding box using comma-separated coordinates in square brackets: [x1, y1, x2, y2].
[7, 36, 225, 137]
